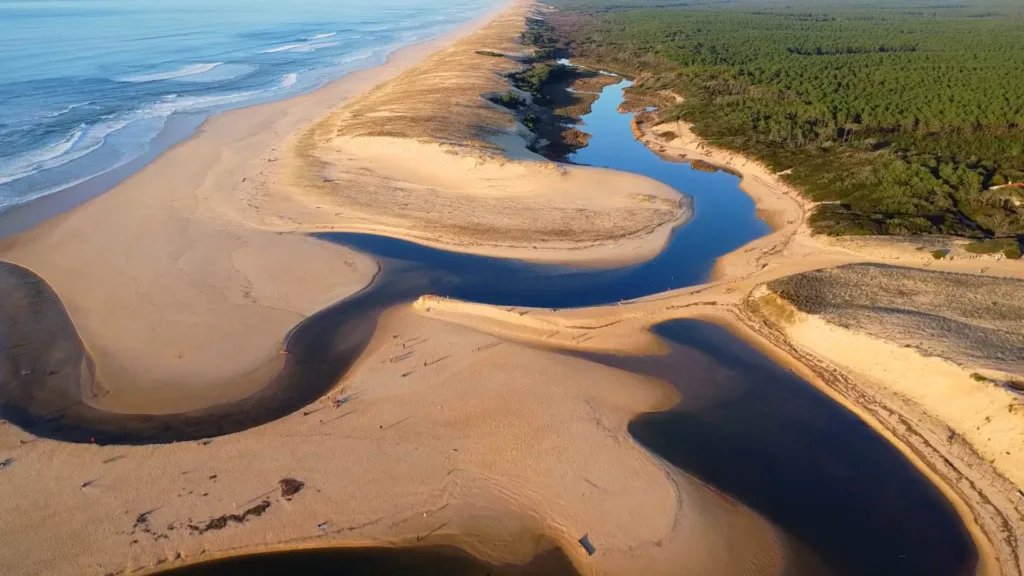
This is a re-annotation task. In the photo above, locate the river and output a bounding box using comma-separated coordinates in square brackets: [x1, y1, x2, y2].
[0, 74, 977, 574]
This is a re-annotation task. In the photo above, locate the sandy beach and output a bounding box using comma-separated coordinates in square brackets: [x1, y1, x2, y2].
[0, 2, 771, 575]
[1, 0, 1023, 574]
[0, 0, 686, 409]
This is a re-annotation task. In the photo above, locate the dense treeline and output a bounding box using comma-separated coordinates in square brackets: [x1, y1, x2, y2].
[542, 1, 1024, 238]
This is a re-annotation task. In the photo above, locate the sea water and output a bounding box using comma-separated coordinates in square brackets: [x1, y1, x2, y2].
[0, 0, 496, 213]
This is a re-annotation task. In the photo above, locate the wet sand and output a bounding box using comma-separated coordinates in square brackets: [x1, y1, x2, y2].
[155, 543, 577, 576]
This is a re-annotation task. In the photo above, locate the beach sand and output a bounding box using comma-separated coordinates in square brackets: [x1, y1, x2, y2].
[0, 304, 788, 575]
[227, 2, 688, 264]
[0, 0, 686, 412]
[0, 2, 780, 575]
[2, 0, 1023, 573]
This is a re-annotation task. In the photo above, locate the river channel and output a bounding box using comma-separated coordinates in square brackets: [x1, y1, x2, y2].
[0, 73, 977, 575]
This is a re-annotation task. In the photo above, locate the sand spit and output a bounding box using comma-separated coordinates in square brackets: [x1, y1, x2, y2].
[0, 0, 690, 415]
[0, 304, 786, 576]
[230, 0, 690, 265]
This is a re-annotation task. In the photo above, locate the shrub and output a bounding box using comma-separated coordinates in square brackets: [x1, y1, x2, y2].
[964, 238, 1022, 259]
[488, 91, 526, 110]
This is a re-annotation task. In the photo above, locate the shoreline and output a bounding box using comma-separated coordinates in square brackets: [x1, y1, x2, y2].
[0, 4, 769, 575]
[623, 113, 1020, 574]
[136, 535, 577, 576]
[0, 3, 514, 414]
[0, 8, 506, 241]
[702, 308, 1003, 576]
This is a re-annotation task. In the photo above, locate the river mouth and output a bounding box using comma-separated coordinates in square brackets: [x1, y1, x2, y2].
[0, 69, 978, 575]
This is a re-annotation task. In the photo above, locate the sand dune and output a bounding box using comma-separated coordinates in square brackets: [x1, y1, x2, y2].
[227, 1, 689, 264]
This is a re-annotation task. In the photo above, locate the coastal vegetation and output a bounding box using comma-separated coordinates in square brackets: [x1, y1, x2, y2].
[766, 263, 1024, 372]
[541, 0, 1024, 244]
[509, 62, 570, 101]
[488, 91, 527, 110]
[965, 238, 1023, 260]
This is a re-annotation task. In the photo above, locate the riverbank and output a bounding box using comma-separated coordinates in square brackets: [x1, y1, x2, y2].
[631, 105, 1024, 576]
[0, 2, 767, 575]
[412, 71, 1024, 573]
[246, 3, 688, 266]
[0, 7, 517, 412]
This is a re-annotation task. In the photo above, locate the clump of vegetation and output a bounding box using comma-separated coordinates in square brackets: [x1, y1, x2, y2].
[279, 478, 305, 498]
[544, 0, 1024, 238]
[768, 263, 1024, 374]
[931, 249, 949, 260]
[659, 130, 678, 142]
[965, 238, 1023, 259]
[531, 47, 556, 62]
[971, 373, 990, 383]
[521, 114, 539, 132]
[475, 50, 506, 58]
[488, 91, 526, 110]
[689, 159, 720, 173]
[509, 63, 571, 101]
[521, 16, 554, 48]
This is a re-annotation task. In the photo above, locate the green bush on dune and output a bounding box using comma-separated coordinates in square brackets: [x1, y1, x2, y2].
[965, 238, 1023, 260]
[488, 91, 526, 110]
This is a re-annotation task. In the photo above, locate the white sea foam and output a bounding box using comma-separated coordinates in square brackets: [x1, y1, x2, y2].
[261, 43, 306, 54]
[120, 62, 223, 83]
[290, 41, 341, 53]
[305, 32, 336, 40]
[38, 102, 90, 119]
[0, 125, 102, 186]
[176, 63, 257, 83]
[264, 40, 342, 54]
[337, 48, 376, 65]
[280, 73, 298, 87]
[1, 88, 263, 188]
[146, 89, 262, 117]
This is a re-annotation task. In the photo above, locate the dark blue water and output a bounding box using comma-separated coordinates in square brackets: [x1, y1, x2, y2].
[616, 320, 976, 576]
[0, 0, 496, 212]
[318, 78, 770, 308]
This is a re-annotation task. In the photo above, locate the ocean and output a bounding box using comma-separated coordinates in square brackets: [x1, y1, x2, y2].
[0, 0, 497, 213]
